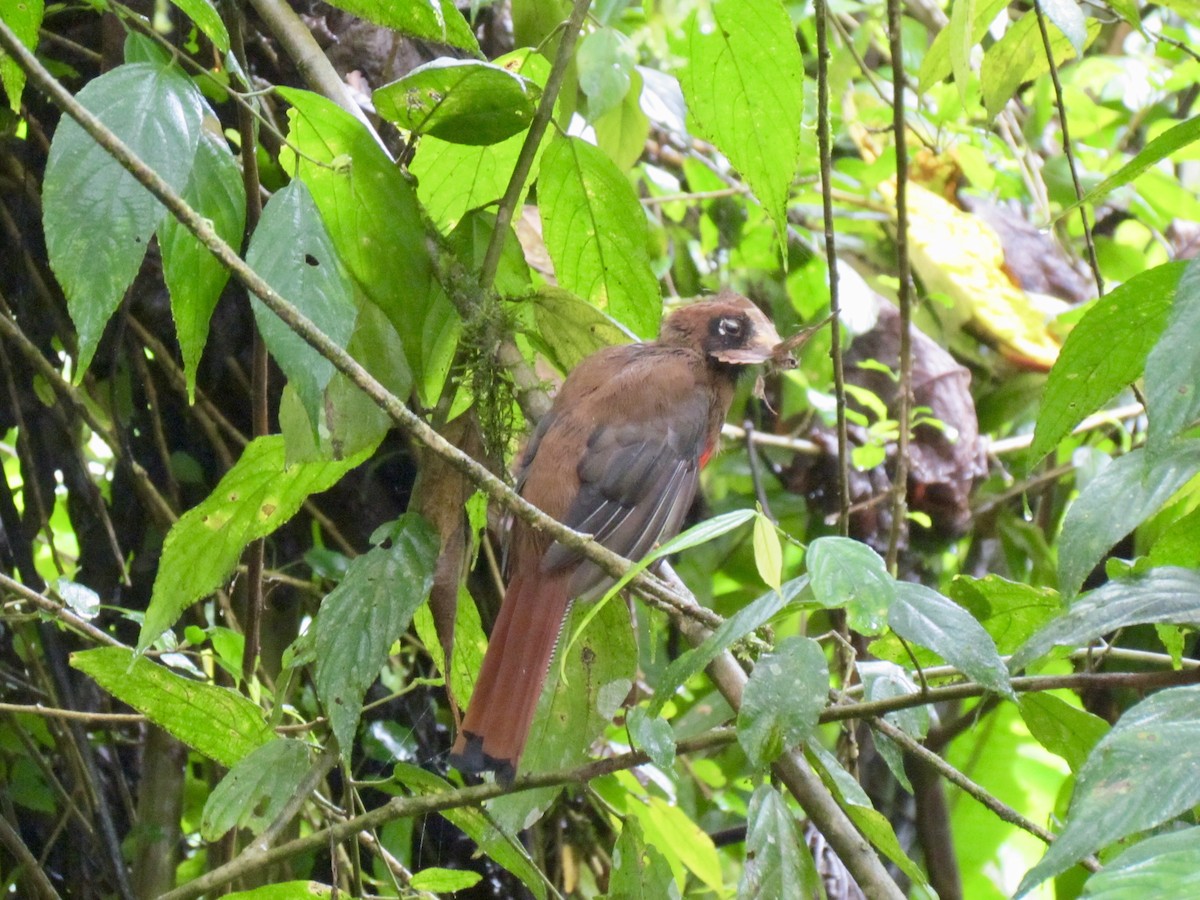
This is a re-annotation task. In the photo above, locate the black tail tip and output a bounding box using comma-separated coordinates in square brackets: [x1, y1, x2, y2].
[449, 734, 517, 787]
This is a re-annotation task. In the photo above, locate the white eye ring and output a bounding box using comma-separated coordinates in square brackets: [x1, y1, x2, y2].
[718, 317, 742, 337]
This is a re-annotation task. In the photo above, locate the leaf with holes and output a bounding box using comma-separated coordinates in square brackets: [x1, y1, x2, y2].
[201, 738, 311, 840]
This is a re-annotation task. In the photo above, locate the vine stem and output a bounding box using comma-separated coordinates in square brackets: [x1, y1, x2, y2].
[884, 0, 915, 574]
[1033, 1, 1105, 296]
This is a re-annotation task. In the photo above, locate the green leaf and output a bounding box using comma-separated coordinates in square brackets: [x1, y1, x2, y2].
[1018, 693, 1108, 773]
[751, 513, 783, 593]
[919, 0, 1007, 91]
[43, 61, 204, 375]
[245, 180, 356, 428]
[648, 579, 796, 717]
[390, 763, 546, 899]
[529, 287, 629, 373]
[409, 49, 551, 230]
[890, 582, 1012, 697]
[539, 134, 661, 337]
[949, 574, 1061, 654]
[680, 0, 803, 252]
[140, 435, 376, 652]
[981, 13, 1095, 119]
[806, 536, 894, 634]
[593, 67, 651, 172]
[1011, 567, 1200, 670]
[607, 817, 677, 900]
[314, 514, 439, 759]
[947, 0, 977, 106]
[738, 636, 827, 767]
[1017, 685, 1200, 895]
[201, 738, 311, 840]
[490, 595, 636, 832]
[739, 784, 821, 900]
[0, 0, 43, 111]
[1040, 0, 1087, 56]
[860, 660, 929, 740]
[168, 0, 229, 52]
[1057, 115, 1200, 220]
[578, 27, 636, 121]
[225, 883, 333, 900]
[409, 869, 483, 891]
[1029, 262, 1185, 464]
[71, 647, 273, 767]
[375, 59, 538, 145]
[808, 744, 936, 897]
[1081, 827, 1200, 898]
[1146, 256, 1200, 455]
[278, 88, 451, 405]
[318, 0, 480, 54]
[626, 706, 675, 770]
[1058, 445, 1200, 597]
[159, 129, 247, 401]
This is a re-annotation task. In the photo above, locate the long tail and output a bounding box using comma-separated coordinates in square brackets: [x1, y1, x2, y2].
[449, 569, 572, 784]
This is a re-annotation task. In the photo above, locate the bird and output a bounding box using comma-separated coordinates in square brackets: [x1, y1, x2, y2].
[449, 292, 792, 783]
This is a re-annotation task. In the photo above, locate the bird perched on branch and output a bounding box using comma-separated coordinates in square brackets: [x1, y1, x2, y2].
[450, 293, 794, 783]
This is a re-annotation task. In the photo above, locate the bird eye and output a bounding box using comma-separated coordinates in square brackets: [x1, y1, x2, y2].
[717, 317, 742, 337]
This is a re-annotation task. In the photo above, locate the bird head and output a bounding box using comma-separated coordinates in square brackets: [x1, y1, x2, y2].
[661, 293, 794, 369]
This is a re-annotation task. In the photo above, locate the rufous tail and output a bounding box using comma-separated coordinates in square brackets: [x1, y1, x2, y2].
[449, 570, 572, 784]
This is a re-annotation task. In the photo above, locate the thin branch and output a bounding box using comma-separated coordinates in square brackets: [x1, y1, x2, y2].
[0, 702, 145, 724]
[988, 402, 1144, 456]
[0, 572, 126, 649]
[884, 0, 914, 573]
[0, 814, 62, 900]
[1033, 0, 1104, 295]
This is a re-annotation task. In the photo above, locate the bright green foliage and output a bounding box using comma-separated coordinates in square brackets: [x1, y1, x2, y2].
[375, 59, 538, 144]
[167, 0, 229, 51]
[1018, 693, 1108, 773]
[141, 436, 376, 653]
[320, 0, 480, 54]
[607, 817, 677, 900]
[0, 0, 42, 110]
[680, 0, 803, 253]
[71, 647, 273, 767]
[539, 134, 661, 337]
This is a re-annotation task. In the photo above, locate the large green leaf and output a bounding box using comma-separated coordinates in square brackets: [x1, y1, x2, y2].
[680, 0, 803, 251]
[43, 61, 204, 375]
[390, 763, 546, 899]
[140, 436, 376, 653]
[374, 59, 538, 145]
[409, 49, 550, 231]
[319, 0, 479, 54]
[1029, 262, 1185, 465]
[245, 179, 357, 429]
[71, 647, 273, 767]
[607, 817, 676, 900]
[1145, 256, 1200, 455]
[577, 27, 637, 121]
[1017, 686, 1200, 895]
[1018, 693, 1108, 773]
[1058, 444, 1200, 597]
[949, 575, 1061, 654]
[918, 0, 1007, 91]
[1011, 567, 1200, 670]
[278, 88, 451, 405]
[806, 536, 893, 634]
[159, 129, 247, 401]
[489, 594, 636, 833]
[981, 13, 1096, 119]
[538, 134, 661, 337]
[314, 515, 439, 759]
[1081, 827, 1200, 898]
[1040, 0, 1087, 56]
[0, 0, 43, 111]
[738, 784, 820, 900]
[529, 287, 628, 374]
[738, 636, 827, 767]
[890, 582, 1012, 697]
[201, 738, 311, 840]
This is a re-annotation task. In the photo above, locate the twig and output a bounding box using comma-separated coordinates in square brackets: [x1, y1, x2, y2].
[0, 702, 145, 723]
[0, 572, 126, 649]
[884, 0, 914, 573]
[0, 815, 61, 900]
[1033, 0, 1104, 295]
[988, 402, 1144, 456]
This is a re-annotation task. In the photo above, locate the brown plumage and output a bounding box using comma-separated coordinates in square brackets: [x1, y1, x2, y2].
[449, 293, 789, 782]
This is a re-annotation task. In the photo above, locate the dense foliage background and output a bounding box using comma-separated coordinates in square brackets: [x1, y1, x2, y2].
[2, 0, 1200, 897]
